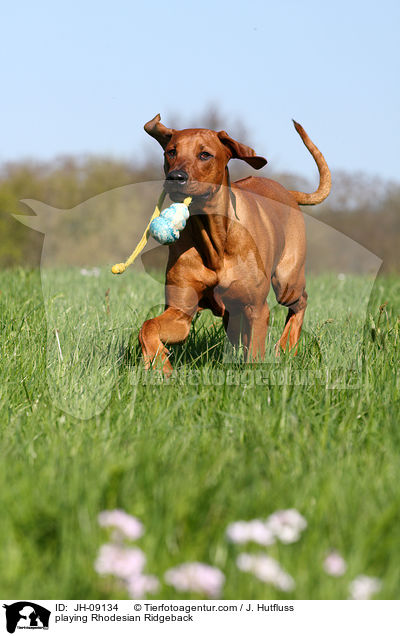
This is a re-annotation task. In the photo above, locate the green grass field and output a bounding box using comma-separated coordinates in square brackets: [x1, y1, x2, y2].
[0, 267, 399, 599]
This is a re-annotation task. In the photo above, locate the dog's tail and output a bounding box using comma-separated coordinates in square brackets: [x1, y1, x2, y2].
[289, 120, 331, 205]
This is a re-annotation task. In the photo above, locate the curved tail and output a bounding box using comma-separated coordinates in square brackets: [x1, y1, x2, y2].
[289, 120, 331, 205]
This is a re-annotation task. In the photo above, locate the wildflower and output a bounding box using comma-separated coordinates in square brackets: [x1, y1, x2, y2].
[323, 551, 347, 577]
[237, 553, 295, 592]
[165, 562, 225, 597]
[98, 509, 144, 541]
[226, 521, 249, 543]
[227, 509, 307, 546]
[265, 509, 307, 544]
[349, 575, 381, 600]
[126, 574, 159, 598]
[226, 520, 275, 546]
[94, 543, 146, 579]
[80, 267, 100, 277]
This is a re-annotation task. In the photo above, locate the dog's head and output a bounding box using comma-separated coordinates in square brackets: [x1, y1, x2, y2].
[144, 114, 267, 202]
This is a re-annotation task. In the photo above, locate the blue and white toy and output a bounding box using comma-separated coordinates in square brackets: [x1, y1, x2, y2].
[112, 193, 192, 274]
[149, 202, 190, 245]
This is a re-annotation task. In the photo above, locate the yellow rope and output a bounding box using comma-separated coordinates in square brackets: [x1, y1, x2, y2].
[111, 190, 166, 274]
[112, 191, 192, 275]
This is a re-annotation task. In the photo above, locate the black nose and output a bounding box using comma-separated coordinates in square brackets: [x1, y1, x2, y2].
[166, 169, 188, 185]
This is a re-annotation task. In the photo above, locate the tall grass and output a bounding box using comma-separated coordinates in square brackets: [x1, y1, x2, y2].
[0, 268, 399, 599]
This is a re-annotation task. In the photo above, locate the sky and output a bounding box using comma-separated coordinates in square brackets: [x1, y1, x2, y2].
[1, 0, 399, 183]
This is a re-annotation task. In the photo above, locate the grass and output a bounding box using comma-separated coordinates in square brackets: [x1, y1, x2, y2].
[0, 266, 399, 599]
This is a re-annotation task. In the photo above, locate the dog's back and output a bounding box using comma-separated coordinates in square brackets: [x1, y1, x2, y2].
[233, 176, 300, 210]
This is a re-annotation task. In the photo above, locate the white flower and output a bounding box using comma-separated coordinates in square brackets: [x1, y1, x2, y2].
[226, 521, 250, 543]
[236, 553, 254, 571]
[274, 525, 301, 543]
[349, 575, 381, 600]
[98, 509, 144, 541]
[266, 509, 307, 544]
[226, 520, 275, 546]
[227, 509, 306, 546]
[95, 543, 146, 579]
[323, 551, 347, 577]
[337, 273, 346, 281]
[237, 553, 295, 591]
[80, 267, 100, 277]
[126, 574, 159, 598]
[165, 562, 225, 598]
[247, 520, 276, 545]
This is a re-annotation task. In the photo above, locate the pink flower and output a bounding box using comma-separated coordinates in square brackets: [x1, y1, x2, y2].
[126, 574, 159, 599]
[94, 544, 146, 579]
[226, 521, 250, 543]
[165, 562, 225, 597]
[98, 509, 144, 541]
[237, 553, 295, 591]
[226, 520, 275, 546]
[265, 509, 307, 544]
[349, 575, 381, 600]
[227, 509, 307, 547]
[323, 551, 347, 577]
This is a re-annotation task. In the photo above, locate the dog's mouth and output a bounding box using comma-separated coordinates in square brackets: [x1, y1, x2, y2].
[164, 181, 213, 203]
[166, 188, 213, 203]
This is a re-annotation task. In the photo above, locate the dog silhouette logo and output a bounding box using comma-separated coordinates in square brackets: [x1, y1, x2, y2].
[2, 602, 50, 633]
[13, 181, 382, 409]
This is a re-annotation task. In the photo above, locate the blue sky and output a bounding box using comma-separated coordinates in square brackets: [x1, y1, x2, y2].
[1, 0, 399, 182]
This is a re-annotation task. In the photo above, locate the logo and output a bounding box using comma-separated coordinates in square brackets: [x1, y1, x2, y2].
[12, 180, 381, 419]
[2, 603, 50, 633]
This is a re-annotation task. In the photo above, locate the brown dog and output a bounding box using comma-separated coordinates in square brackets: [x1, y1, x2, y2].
[139, 114, 331, 373]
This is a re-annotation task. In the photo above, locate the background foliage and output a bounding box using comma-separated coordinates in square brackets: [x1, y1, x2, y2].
[1, 108, 399, 272]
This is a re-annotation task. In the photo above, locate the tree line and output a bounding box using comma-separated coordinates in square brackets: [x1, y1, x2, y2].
[1, 107, 398, 272]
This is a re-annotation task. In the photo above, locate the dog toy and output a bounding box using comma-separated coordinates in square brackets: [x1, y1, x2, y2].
[111, 192, 192, 274]
[149, 201, 190, 244]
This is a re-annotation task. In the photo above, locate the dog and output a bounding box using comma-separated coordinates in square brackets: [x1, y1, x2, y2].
[139, 114, 331, 374]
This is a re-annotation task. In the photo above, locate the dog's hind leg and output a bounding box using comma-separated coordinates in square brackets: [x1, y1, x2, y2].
[276, 292, 308, 353]
[272, 265, 307, 354]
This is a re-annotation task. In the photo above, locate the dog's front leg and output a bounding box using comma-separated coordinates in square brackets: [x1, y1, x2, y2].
[223, 302, 270, 361]
[138, 282, 199, 375]
[138, 307, 195, 375]
[245, 302, 270, 361]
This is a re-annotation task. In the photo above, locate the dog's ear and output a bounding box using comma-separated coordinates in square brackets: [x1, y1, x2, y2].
[217, 131, 267, 169]
[144, 114, 174, 149]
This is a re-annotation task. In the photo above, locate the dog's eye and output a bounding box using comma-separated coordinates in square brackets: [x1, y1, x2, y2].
[199, 151, 213, 161]
[167, 149, 176, 158]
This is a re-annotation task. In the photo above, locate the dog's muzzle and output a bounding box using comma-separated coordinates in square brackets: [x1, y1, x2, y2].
[166, 169, 188, 186]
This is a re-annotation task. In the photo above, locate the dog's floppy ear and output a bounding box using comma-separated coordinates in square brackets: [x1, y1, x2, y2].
[144, 114, 174, 149]
[217, 131, 267, 169]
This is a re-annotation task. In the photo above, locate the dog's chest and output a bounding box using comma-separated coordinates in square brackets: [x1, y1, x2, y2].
[214, 253, 266, 304]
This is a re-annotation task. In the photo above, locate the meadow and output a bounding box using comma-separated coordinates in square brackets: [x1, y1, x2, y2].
[0, 267, 399, 599]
